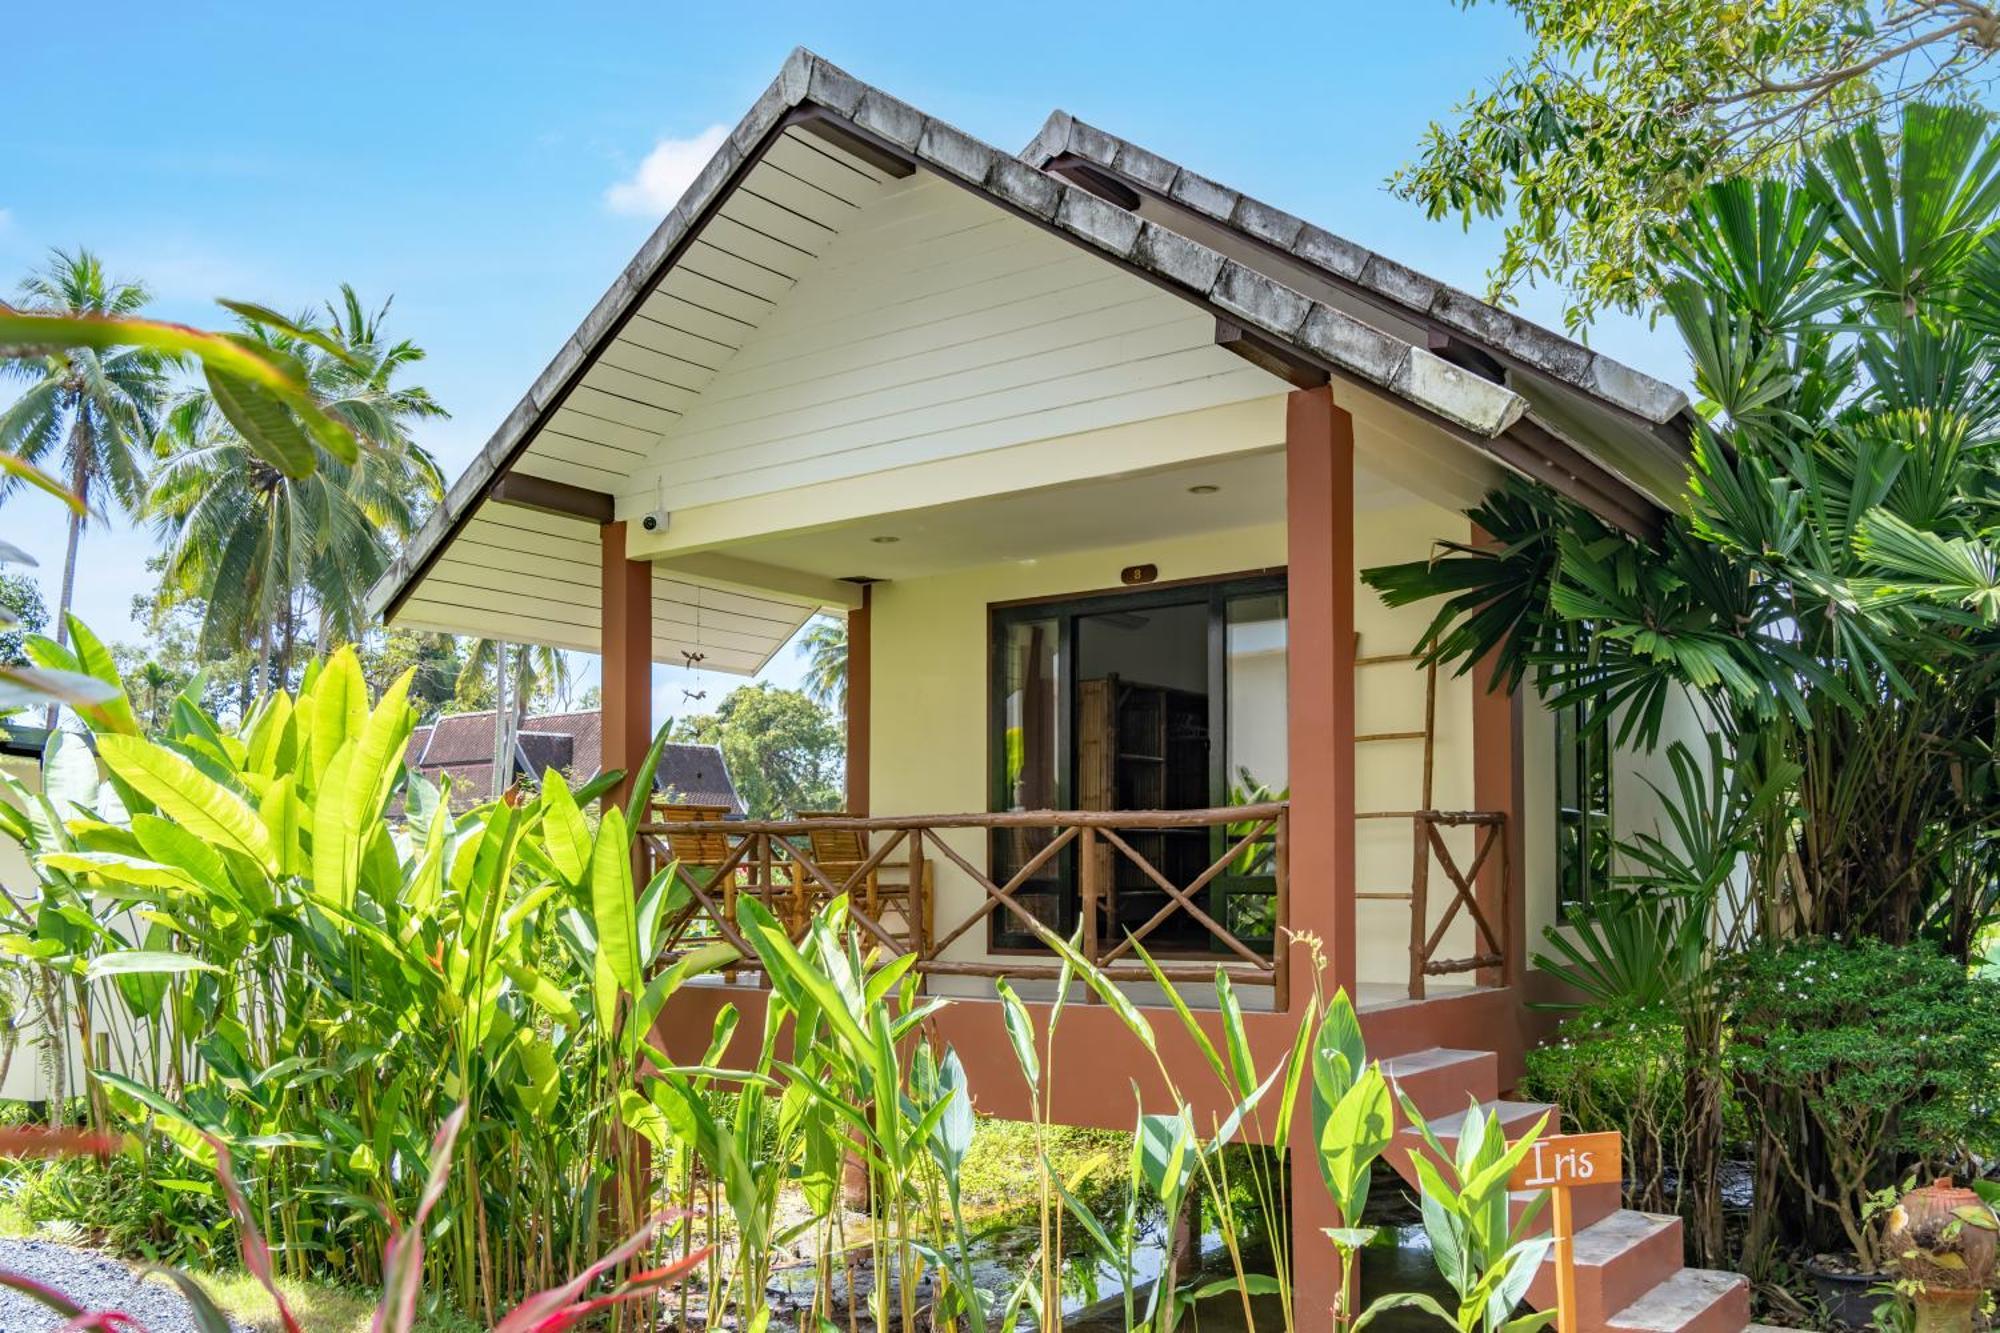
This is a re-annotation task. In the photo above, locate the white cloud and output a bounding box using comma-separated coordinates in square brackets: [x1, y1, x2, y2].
[604, 125, 730, 217]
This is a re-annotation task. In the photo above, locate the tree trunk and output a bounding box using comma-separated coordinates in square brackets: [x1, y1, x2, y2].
[43, 436, 89, 729]
[492, 643, 511, 799]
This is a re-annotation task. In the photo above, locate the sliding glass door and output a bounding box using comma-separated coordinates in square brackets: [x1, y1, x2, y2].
[987, 575, 1286, 953]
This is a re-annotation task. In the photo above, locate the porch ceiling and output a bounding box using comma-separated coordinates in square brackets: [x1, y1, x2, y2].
[667, 423, 1496, 586]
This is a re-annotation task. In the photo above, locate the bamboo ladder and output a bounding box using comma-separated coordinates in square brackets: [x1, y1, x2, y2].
[1352, 640, 1509, 999]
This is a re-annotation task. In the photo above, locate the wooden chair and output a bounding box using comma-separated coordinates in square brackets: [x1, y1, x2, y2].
[795, 811, 932, 954]
[649, 801, 803, 938]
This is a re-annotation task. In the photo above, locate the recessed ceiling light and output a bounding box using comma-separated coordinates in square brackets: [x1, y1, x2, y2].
[870, 535, 900, 544]
[1187, 483, 1220, 495]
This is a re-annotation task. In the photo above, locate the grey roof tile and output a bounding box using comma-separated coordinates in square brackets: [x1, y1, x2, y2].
[1054, 188, 1142, 258]
[917, 118, 996, 186]
[1300, 305, 1408, 386]
[1168, 167, 1237, 222]
[803, 53, 866, 116]
[1431, 285, 1591, 382]
[988, 154, 1061, 218]
[1112, 140, 1178, 193]
[1213, 261, 1311, 338]
[1232, 195, 1304, 249]
[1394, 349, 1526, 435]
[1359, 253, 1442, 312]
[1588, 355, 1688, 425]
[1067, 119, 1119, 167]
[1292, 223, 1369, 281]
[854, 89, 924, 149]
[1133, 221, 1226, 293]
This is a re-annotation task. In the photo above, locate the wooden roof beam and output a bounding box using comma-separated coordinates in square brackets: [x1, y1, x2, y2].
[490, 472, 615, 524]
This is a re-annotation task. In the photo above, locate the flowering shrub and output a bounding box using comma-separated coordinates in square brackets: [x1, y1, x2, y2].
[1522, 1005, 1691, 1213]
[1727, 938, 2000, 1269]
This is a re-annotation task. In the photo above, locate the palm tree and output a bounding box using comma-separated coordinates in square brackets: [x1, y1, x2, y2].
[798, 616, 847, 711]
[147, 287, 443, 691]
[0, 250, 170, 663]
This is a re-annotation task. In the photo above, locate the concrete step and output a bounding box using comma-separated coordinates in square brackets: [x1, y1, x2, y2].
[1510, 1181, 1622, 1233]
[1606, 1267, 1751, 1333]
[1526, 1210, 1684, 1329]
[1378, 1047, 1498, 1117]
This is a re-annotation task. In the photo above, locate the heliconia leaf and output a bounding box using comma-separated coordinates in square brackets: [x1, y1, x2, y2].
[993, 976, 1039, 1090]
[144, 1265, 236, 1333]
[0, 663, 116, 712]
[203, 364, 316, 479]
[94, 736, 276, 874]
[540, 774, 592, 886]
[590, 806, 641, 998]
[85, 950, 221, 982]
[313, 743, 359, 911]
[309, 649, 368, 785]
[343, 670, 415, 846]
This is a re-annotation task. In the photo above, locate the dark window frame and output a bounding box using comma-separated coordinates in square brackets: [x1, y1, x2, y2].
[1554, 697, 1614, 909]
[985, 571, 1286, 952]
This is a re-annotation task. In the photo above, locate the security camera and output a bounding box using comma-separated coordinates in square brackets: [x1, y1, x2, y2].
[640, 509, 671, 534]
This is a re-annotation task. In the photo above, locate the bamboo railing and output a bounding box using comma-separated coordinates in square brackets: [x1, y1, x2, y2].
[636, 803, 1291, 1009]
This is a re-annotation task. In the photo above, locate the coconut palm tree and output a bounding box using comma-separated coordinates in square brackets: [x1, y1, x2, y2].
[0, 249, 170, 661]
[147, 287, 444, 691]
[798, 616, 847, 711]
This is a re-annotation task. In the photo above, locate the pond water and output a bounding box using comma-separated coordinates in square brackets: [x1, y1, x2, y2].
[748, 1194, 1457, 1331]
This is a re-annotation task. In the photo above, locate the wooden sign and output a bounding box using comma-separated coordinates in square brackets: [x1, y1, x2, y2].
[1508, 1130, 1623, 1191]
[1508, 1132, 1623, 1333]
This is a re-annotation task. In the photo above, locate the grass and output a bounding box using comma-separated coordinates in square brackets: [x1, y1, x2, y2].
[177, 1268, 483, 1333]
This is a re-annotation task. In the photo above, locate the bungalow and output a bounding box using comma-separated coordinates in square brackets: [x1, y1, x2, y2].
[403, 708, 743, 813]
[367, 51, 1741, 1332]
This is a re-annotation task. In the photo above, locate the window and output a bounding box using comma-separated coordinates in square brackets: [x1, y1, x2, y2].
[987, 575, 1285, 951]
[1554, 699, 1613, 908]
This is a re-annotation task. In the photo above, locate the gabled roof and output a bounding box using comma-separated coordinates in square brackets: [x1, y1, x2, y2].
[368, 49, 1691, 645]
[403, 707, 742, 813]
[1020, 112, 1697, 520]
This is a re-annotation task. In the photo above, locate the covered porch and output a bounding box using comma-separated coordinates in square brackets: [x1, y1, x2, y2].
[590, 382, 1526, 1021]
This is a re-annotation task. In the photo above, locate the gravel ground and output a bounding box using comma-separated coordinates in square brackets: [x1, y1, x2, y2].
[0, 1239, 247, 1332]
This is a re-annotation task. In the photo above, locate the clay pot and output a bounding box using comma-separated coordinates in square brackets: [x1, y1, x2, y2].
[1884, 1178, 1998, 1333]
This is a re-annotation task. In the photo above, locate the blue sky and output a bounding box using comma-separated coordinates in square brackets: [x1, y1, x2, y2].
[1, 2, 1686, 719]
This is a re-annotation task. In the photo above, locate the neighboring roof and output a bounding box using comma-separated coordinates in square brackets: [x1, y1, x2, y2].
[368, 48, 1691, 640]
[0, 719, 50, 762]
[654, 743, 743, 812]
[403, 708, 741, 814]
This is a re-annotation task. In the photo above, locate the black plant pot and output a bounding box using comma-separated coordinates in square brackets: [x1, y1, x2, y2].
[1805, 1257, 1888, 1331]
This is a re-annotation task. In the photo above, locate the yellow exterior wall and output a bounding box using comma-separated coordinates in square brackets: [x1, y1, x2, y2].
[865, 479, 1491, 993]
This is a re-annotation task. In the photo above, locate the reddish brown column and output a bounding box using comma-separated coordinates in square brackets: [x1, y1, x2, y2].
[600, 520, 652, 812]
[1283, 385, 1357, 996]
[845, 585, 871, 815]
[1284, 385, 1356, 1330]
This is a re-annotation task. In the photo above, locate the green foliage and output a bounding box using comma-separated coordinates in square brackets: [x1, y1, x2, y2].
[1395, 0, 2000, 327]
[1366, 102, 2000, 960]
[0, 574, 47, 667]
[798, 615, 847, 711]
[1728, 937, 2000, 1267]
[1372, 1095, 1554, 1333]
[672, 681, 844, 818]
[146, 287, 443, 674]
[1521, 1007, 1697, 1214]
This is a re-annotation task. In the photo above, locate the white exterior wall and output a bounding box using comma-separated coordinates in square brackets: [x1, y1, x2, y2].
[631, 175, 1273, 523]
